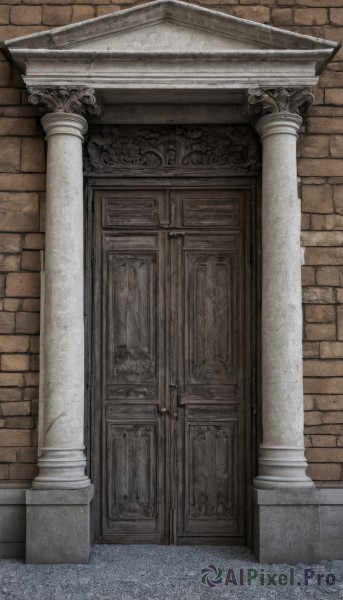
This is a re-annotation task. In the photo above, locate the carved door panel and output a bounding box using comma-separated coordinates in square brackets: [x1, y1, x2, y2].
[98, 193, 168, 543]
[169, 190, 245, 544]
[170, 234, 244, 543]
[93, 186, 248, 545]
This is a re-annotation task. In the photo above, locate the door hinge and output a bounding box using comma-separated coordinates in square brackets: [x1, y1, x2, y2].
[169, 508, 177, 545]
[245, 242, 253, 264]
[86, 371, 93, 388]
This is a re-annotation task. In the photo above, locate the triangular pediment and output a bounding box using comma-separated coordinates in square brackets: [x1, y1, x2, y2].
[2, 0, 338, 99]
[72, 21, 266, 53]
[3, 0, 337, 55]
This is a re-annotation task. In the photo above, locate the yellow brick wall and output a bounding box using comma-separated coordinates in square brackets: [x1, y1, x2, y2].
[1, 0, 343, 485]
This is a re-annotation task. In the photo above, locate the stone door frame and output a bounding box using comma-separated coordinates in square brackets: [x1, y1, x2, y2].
[3, 0, 341, 564]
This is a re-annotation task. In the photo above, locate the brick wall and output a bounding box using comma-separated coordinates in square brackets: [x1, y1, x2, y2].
[1, 0, 343, 485]
[0, 55, 44, 482]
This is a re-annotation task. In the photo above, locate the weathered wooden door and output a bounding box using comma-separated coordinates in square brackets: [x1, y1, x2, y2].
[91, 184, 251, 545]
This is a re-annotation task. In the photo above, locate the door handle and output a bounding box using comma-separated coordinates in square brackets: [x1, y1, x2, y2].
[168, 231, 185, 237]
[170, 384, 180, 419]
[170, 384, 182, 403]
[159, 406, 168, 414]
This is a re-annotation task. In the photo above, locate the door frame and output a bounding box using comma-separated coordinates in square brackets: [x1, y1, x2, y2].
[85, 175, 260, 546]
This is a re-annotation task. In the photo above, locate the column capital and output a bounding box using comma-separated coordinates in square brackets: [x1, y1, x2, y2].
[27, 85, 100, 117]
[247, 86, 315, 117]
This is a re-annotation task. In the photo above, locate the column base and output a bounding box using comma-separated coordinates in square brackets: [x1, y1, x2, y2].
[254, 444, 314, 489]
[32, 447, 91, 490]
[253, 487, 321, 564]
[25, 485, 94, 564]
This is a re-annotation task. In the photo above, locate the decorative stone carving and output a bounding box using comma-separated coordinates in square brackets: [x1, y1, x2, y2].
[84, 125, 259, 175]
[247, 87, 315, 116]
[27, 86, 100, 116]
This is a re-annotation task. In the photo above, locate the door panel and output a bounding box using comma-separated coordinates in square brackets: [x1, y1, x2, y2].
[108, 251, 157, 383]
[106, 421, 158, 527]
[92, 185, 249, 545]
[186, 249, 237, 383]
[185, 417, 239, 533]
[101, 227, 167, 542]
[171, 230, 244, 544]
[170, 189, 242, 228]
[102, 189, 166, 228]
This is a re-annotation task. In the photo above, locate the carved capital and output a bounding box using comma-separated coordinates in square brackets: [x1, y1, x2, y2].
[247, 87, 314, 117]
[27, 86, 100, 116]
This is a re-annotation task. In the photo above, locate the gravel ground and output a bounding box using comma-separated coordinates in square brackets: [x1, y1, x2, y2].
[0, 545, 342, 600]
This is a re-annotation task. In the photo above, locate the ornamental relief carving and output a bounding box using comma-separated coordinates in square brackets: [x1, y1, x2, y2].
[84, 125, 259, 175]
[27, 86, 100, 116]
[247, 86, 315, 117]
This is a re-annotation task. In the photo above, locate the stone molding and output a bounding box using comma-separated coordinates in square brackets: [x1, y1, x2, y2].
[255, 111, 302, 142]
[27, 86, 100, 116]
[247, 86, 315, 116]
[4, 0, 337, 95]
[42, 112, 88, 140]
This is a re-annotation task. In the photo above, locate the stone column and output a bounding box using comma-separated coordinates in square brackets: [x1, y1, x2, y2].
[27, 87, 99, 489]
[24, 87, 99, 564]
[248, 87, 315, 489]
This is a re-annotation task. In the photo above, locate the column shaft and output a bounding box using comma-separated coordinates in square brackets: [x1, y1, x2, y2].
[255, 112, 313, 488]
[33, 113, 90, 489]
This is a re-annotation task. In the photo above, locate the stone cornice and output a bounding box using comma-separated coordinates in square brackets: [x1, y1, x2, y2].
[247, 87, 315, 116]
[27, 86, 100, 116]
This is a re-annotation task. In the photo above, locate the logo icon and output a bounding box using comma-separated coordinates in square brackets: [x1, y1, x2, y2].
[201, 564, 223, 587]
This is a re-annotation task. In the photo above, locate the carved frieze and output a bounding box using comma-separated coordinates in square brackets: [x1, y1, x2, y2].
[27, 86, 100, 116]
[84, 125, 259, 175]
[247, 87, 315, 116]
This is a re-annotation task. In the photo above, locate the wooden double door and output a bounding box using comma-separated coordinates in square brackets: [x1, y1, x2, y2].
[90, 181, 253, 545]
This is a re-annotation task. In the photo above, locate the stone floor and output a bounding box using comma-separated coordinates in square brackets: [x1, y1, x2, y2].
[0, 545, 342, 599]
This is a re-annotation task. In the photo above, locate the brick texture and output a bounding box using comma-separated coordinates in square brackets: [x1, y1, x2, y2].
[0, 44, 42, 483]
[301, 11, 343, 481]
[0, 0, 343, 486]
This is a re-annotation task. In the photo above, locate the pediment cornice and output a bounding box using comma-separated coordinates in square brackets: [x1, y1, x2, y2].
[1, 0, 339, 108]
[3, 0, 338, 54]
